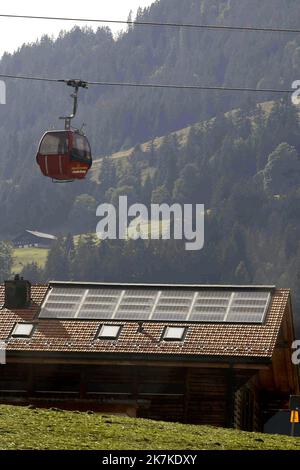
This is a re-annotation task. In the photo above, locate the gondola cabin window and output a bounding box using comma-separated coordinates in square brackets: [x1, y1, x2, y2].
[39, 132, 69, 155]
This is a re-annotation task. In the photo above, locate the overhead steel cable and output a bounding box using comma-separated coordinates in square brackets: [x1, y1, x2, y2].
[0, 73, 63, 83]
[0, 13, 300, 35]
[87, 81, 292, 94]
[0, 73, 293, 94]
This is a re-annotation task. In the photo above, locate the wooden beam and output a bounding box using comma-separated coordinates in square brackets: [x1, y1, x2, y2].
[226, 368, 235, 428]
[183, 367, 190, 424]
[79, 367, 86, 399]
[5, 356, 270, 369]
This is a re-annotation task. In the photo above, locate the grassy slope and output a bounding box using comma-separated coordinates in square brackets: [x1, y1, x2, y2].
[12, 248, 48, 273]
[90, 101, 276, 184]
[0, 405, 299, 450]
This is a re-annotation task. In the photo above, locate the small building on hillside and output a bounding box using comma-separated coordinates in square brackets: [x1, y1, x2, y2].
[0, 278, 298, 432]
[12, 230, 57, 249]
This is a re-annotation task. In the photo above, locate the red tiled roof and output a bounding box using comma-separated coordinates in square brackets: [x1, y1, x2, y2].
[0, 284, 291, 360]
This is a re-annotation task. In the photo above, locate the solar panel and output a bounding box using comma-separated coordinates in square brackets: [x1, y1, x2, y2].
[78, 289, 121, 319]
[151, 291, 194, 321]
[189, 290, 231, 322]
[39, 286, 271, 324]
[39, 287, 83, 318]
[225, 291, 270, 323]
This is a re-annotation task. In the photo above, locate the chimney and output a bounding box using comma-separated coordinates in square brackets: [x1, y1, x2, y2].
[4, 275, 31, 309]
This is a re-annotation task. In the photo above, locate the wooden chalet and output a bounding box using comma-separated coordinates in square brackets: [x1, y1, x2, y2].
[0, 278, 298, 432]
[12, 230, 57, 249]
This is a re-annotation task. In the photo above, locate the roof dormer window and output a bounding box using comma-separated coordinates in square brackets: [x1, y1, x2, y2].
[162, 326, 186, 341]
[97, 325, 122, 340]
[11, 323, 34, 338]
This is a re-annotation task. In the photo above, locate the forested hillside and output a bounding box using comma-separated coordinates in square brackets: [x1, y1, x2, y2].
[1, 0, 300, 235]
[1, 1, 300, 327]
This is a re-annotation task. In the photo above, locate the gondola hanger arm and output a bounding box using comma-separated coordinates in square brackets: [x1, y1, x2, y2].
[59, 80, 88, 130]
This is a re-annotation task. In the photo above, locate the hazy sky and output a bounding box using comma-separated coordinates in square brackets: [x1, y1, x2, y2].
[0, 1, 155, 57]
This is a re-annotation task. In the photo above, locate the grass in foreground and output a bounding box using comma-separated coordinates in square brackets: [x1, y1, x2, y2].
[0, 405, 299, 450]
[12, 248, 48, 272]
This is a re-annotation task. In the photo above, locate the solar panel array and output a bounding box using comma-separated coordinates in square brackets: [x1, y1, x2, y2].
[39, 286, 271, 324]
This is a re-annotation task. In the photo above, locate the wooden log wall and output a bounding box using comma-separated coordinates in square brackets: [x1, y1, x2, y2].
[0, 362, 263, 429]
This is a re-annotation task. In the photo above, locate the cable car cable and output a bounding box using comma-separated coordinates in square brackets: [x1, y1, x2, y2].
[0, 73, 293, 94]
[0, 13, 300, 35]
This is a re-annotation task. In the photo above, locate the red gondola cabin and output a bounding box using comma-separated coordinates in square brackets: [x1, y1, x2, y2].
[36, 130, 92, 181]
